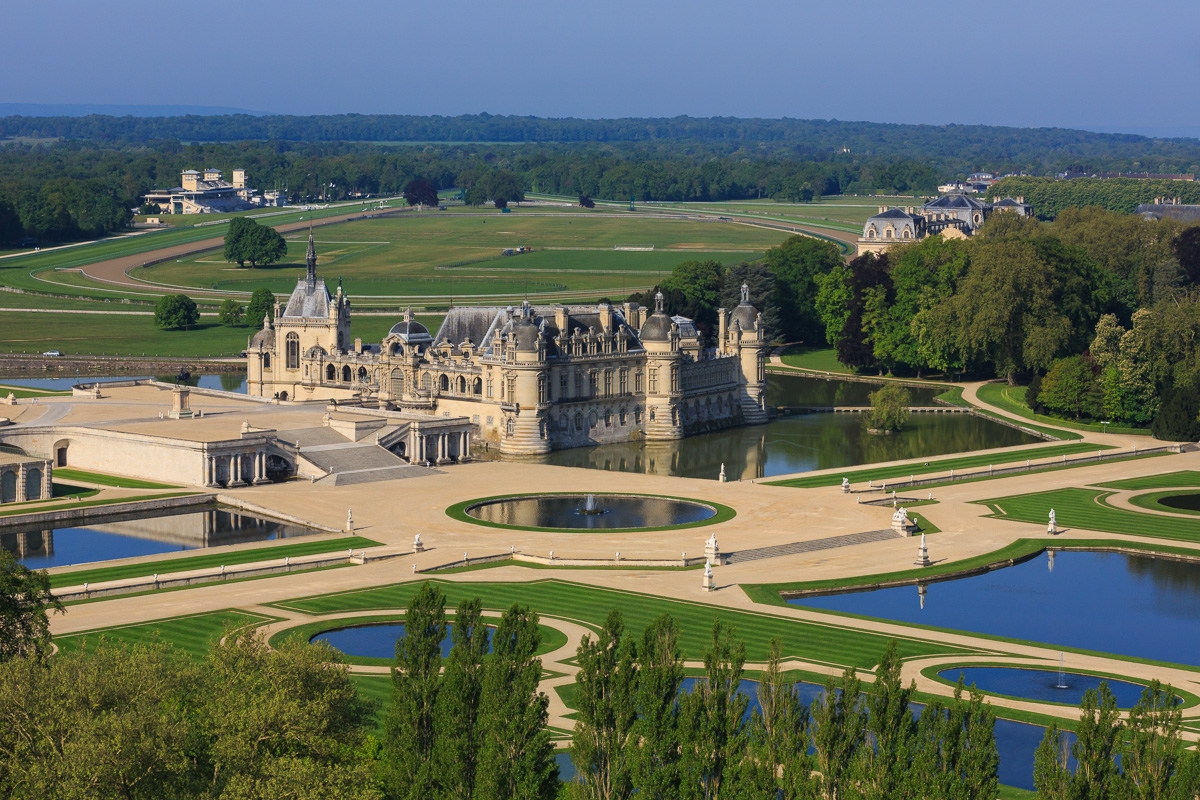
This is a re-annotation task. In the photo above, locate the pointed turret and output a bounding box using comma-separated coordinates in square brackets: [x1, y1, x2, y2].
[305, 224, 317, 285]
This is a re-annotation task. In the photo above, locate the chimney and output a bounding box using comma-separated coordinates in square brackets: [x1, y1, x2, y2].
[718, 308, 728, 347]
[555, 306, 568, 334]
[598, 302, 612, 333]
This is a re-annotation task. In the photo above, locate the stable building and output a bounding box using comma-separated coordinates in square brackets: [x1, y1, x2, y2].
[858, 193, 1033, 254]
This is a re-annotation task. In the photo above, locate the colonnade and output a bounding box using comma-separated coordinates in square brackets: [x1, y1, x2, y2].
[0, 461, 54, 503]
[203, 450, 271, 488]
[414, 430, 471, 465]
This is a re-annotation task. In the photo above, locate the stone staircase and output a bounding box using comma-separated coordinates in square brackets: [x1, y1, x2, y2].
[724, 528, 900, 564]
[279, 427, 439, 486]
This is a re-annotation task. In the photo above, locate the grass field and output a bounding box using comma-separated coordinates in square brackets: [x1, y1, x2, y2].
[130, 213, 791, 300]
[49, 535, 382, 589]
[1128, 490, 1200, 516]
[1095, 471, 1200, 490]
[777, 345, 851, 373]
[976, 487, 1200, 543]
[270, 579, 979, 669]
[764, 442, 1110, 488]
[54, 610, 275, 660]
[51, 468, 179, 489]
[975, 382, 1151, 436]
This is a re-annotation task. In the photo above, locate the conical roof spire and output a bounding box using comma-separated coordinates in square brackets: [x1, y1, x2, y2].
[305, 223, 317, 285]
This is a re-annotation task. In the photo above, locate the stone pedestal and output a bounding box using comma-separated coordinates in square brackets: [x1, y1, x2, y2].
[914, 533, 931, 567]
[413, 534, 425, 553]
[167, 385, 193, 419]
[702, 562, 715, 592]
[703, 534, 720, 565]
[891, 507, 919, 536]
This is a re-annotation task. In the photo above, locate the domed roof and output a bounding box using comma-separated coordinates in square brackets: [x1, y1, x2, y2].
[389, 319, 429, 337]
[639, 312, 673, 341]
[511, 317, 542, 352]
[731, 282, 759, 331]
[249, 323, 275, 349]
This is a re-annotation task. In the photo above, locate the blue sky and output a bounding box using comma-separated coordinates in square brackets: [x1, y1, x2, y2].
[3, 0, 1198, 136]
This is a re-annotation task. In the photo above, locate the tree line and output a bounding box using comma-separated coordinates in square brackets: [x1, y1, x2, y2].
[2, 559, 1199, 799]
[987, 177, 1200, 219]
[6, 113, 1200, 178]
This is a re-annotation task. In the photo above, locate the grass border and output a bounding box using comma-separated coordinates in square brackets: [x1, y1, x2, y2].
[976, 382, 1151, 437]
[1127, 489, 1200, 517]
[446, 492, 736, 534]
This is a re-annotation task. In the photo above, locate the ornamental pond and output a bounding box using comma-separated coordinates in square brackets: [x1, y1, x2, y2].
[2, 506, 319, 569]
[534, 375, 1038, 480]
[464, 494, 717, 530]
[789, 550, 1200, 667]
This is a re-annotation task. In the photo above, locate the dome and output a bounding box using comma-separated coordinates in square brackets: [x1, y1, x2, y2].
[511, 318, 542, 352]
[249, 327, 275, 349]
[389, 319, 429, 338]
[731, 303, 758, 331]
[639, 312, 673, 342]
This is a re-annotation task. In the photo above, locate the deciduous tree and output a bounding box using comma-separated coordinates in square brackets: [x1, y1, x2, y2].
[153, 293, 199, 330]
[0, 550, 61, 663]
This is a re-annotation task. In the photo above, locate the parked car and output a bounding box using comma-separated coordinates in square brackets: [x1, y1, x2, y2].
[43, 350, 63, 357]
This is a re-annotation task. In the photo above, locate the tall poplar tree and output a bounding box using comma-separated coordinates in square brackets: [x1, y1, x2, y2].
[473, 604, 558, 800]
[752, 638, 813, 800]
[631, 614, 684, 800]
[382, 582, 447, 800]
[1122, 681, 1184, 799]
[432, 597, 489, 800]
[811, 667, 867, 800]
[570, 611, 639, 800]
[859, 640, 916, 800]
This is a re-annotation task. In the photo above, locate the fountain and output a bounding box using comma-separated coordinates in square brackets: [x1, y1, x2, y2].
[1056, 653, 1068, 689]
[579, 494, 606, 515]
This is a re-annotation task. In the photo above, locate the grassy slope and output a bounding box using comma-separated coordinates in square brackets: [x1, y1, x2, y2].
[270, 579, 978, 669]
[778, 345, 852, 373]
[49, 535, 383, 589]
[766, 442, 1109, 488]
[52, 468, 179, 489]
[977, 487, 1200, 543]
[54, 610, 274, 660]
[976, 382, 1151, 436]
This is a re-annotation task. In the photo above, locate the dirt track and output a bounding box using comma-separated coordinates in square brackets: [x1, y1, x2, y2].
[77, 207, 408, 295]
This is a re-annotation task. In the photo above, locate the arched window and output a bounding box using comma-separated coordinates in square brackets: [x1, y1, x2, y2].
[902, 229, 911, 239]
[456, 375, 466, 393]
[422, 373, 432, 390]
[439, 374, 450, 392]
[286, 333, 299, 370]
[472, 377, 482, 395]
[326, 363, 336, 381]
[506, 419, 515, 437]
[262, 353, 271, 369]
[391, 342, 403, 356]
[391, 369, 404, 397]
[341, 365, 352, 382]
[25, 469, 41, 500]
[357, 366, 368, 382]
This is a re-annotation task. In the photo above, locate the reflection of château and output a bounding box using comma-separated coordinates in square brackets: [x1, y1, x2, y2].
[247, 231, 770, 455]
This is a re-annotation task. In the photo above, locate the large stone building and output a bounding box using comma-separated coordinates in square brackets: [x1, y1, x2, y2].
[247, 231, 770, 456]
[142, 168, 284, 214]
[858, 193, 1032, 254]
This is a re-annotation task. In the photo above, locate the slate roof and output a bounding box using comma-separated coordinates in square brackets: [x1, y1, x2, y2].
[925, 193, 987, 210]
[282, 277, 332, 318]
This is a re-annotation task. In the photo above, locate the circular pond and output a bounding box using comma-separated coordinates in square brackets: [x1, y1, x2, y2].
[459, 493, 721, 531]
[1159, 492, 1200, 513]
[311, 622, 492, 660]
[937, 667, 1149, 707]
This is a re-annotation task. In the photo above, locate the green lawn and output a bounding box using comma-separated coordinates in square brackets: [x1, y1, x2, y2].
[54, 610, 275, 660]
[778, 345, 852, 373]
[0, 490, 201, 517]
[976, 382, 1151, 436]
[50, 535, 382, 589]
[1128, 490, 1200, 517]
[1095, 471, 1200, 490]
[976, 488, 1200, 543]
[270, 579, 979, 670]
[765, 442, 1110, 488]
[52, 468, 180, 489]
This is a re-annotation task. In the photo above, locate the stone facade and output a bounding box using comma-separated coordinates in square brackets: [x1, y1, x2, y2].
[858, 193, 1033, 254]
[0, 453, 52, 503]
[247, 233, 770, 456]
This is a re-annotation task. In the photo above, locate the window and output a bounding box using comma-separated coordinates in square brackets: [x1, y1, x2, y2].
[262, 353, 271, 369]
[649, 369, 658, 393]
[472, 378, 482, 395]
[574, 413, 583, 431]
[635, 407, 643, 424]
[619, 369, 628, 395]
[538, 376, 547, 404]
[506, 376, 516, 400]
[391, 369, 404, 396]
[422, 373, 432, 390]
[285, 333, 299, 370]
[559, 373, 567, 397]
[457, 375, 466, 393]
[589, 372, 598, 397]
[506, 419, 514, 437]
[575, 372, 583, 397]
[634, 371, 642, 393]
[440, 374, 450, 392]
[670, 367, 679, 392]
[487, 378, 494, 398]
[326, 363, 336, 381]
[604, 370, 612, 397]
[342, 365, 352, 382]
[605, 410, 612, 427]
[358, 366, 368, 382]
[619, 408, 627, 425]
[486, 416, 494, 426]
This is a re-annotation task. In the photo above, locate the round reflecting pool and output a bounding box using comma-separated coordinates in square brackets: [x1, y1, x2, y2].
[311, 622, 492, 660]
[1159, 492, 1200, 513]
[938, 667, 1150, 707]
[461, 494, 720, 530]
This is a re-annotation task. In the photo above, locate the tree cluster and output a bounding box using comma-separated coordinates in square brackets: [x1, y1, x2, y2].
[1035, 681, 1200, 800]
[988, 177, 1200, 219]
[570, 616, 1000, 800]
[223, 217, 287, 268]
[154, 293, 199, 330]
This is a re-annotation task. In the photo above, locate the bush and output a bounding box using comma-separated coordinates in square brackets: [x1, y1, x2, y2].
[1152, 383, 1200, 441]
[866, 383, 911, 432]
[218, 299, 245, 326]
[1038, 356, 1102, 420]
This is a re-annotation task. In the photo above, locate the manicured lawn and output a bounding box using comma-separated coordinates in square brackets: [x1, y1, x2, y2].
[54, 610, 275, 660]
[765, 442, 1109, 488]
[1128, 490, 1200, 517]
[933, 385, 970, 407]
[976, 488, 1200, 543]
[0, 490, 201, 517]
[270, 579, 979, 669]
[50, 535, 382, 589]
[778, 345, 851, 373]
[1096, 471, 1200, 490]
[350, 674, 392, 732]
[976, 382, 1151, 436]
[52, 468, 180, 489]
[0, 383, 71, 398]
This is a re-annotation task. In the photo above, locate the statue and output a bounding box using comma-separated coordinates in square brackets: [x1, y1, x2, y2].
[704, 533, 720, 563]
[346, 508, 354, 533]
[413, 533, 425, 553]
[842, 477, 850, 493]
[892, 507, 917, 535]
[702, 560, 715, 592]
[719, 463, 727, 483]
[914, 533, 931, 567]
[1048, 508, 1057, 535]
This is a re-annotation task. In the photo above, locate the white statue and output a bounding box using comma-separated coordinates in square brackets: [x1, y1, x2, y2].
[842, 477, 850, 493]
[1048, 508, 1057, 535]
[719, 463, 727, 483]
[346, 508, 354, 533]
[413, 533, 424, 552]
[914, 533, 931, 567]
[702, 560, 715, 592]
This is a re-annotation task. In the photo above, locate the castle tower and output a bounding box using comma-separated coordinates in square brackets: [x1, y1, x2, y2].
[720, 283, 769, 426]
[638, 291, 685, 440]
[499, 301, 553, 456]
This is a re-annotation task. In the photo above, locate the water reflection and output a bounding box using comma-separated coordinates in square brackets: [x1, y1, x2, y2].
[535, 412, 1037, 480]
[466, 495, 715, 530]
[1, 507, 317, 568]
[764, 374, 940, 407]
[791, 551, 1200, 665]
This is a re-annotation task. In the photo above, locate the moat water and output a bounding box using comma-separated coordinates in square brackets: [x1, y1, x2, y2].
[535, 376, 1035, 480]
[789, 550, 1200, 666]
[2, 506, 318, 569]
[311, 622, 493, 660]
[1160, 492, 1200, 512]
[0, 373, 248, 393]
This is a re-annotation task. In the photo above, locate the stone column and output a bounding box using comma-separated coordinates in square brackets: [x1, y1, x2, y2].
[16, 465, 25, 502]
[42, 463, 52, 499]
[229, 453, 246, 487]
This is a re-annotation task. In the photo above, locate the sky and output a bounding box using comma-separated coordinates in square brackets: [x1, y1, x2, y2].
[3, 0, 1199, 136]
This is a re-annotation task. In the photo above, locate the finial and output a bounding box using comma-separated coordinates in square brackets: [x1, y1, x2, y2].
[655, 290, 664, 313]
[740, 282, 750, 304]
